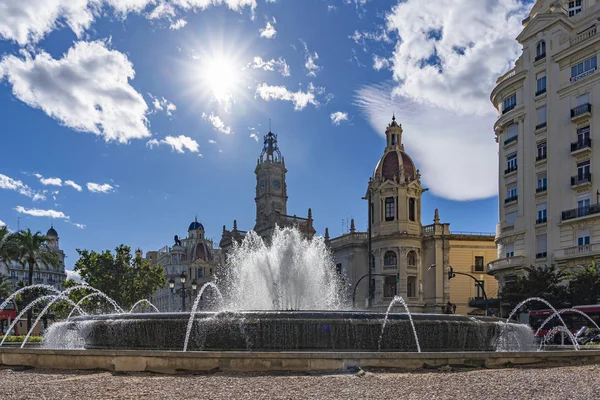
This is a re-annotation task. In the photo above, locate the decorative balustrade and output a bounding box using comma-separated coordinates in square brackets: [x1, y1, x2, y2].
[487, 256, 525, 273]
[570, 26, 597, 46]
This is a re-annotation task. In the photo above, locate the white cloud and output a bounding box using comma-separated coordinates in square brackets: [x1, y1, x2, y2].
[254, 82, 324, 111]
[86, 182, 115, 193]
[300, 40, 320, 77]
[372, 55, 390, 71]
[40, 177, 62, 186]
[70, 222, 86, 229]
[149, 94, 177, 116]
[354, 83, 497, 201]
[146, 135, 200, 153]
[250, 133, 259, 142]
[202, 112, 232, 134]
[64, 180, 83, 192]
[0, 0, 258, 45]
[0, 173, 44, 200]
[384, 0, 527, 116]
[0, 220, 5, 227]
[330, 111, 348, 126]
[247, 56, 290, 77]
[66, 269, 83, 283]
[15, 206, 68, 219]
[259, 21, 277, 39]
[208, 139, 217, 144]
[0, 40, 150, 143]
[169, 18, 187, 30]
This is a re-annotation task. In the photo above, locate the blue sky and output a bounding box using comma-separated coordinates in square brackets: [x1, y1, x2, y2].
[0, 0, 534, 270]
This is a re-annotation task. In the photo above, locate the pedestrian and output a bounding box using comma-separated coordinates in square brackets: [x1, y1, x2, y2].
[452, 303, 457, 314]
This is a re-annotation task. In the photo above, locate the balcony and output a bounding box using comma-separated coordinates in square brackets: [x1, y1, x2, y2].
[535, 217, 547, 225]
[562, 204, 600, 221]
[504, 165, 518, 175]
[536, 252, 547, 259]
[571, 138, 592, 154]
[488, 256, 525, 274]
[571, 173, 592, 187]
[502, 103, 516, 115]
[534, 53, 546, 62]
[555, 243, 600, 261]
[535, 122, 547, 130]
[571, 103, 592, 122]
[535, 88, 547, 97]
[504, 135, 518, 146]
[536, 153, 547, 162]
[536, 185, 547, 193]
[570, 26, 597, 46]
[504, 195, 518, 204]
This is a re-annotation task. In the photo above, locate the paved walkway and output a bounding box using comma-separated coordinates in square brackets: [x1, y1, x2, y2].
[1, 364, 598, 399]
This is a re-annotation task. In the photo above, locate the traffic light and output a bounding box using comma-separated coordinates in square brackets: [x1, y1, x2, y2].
[396, 273, 400, 283]
[448, 266, 455, 280]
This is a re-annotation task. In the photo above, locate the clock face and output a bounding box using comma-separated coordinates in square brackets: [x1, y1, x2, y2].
[259, 180, 265, 191]
[272, 179, 281, 190]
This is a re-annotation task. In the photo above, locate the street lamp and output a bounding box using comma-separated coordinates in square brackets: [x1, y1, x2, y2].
[168, 272, 197, 311]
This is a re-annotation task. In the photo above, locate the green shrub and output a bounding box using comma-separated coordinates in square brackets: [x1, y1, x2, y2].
[0, 335, 43, 343]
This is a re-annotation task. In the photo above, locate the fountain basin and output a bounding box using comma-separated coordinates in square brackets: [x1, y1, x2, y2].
[61, 311, 532, 352]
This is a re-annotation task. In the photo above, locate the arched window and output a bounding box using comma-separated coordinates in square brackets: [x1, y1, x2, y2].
[384, 251, 397, 269]
[407, 251, 416, 266]
[535, 41, 546, 60]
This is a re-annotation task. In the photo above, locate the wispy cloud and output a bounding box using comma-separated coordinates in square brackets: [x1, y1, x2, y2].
[255, 82, 324, 111]
[149, 94, 177, 116]
[86, 182, 115, 194]
[300, 40, 321, 77]
[246, 56, 290, 77]
[0, 173, 44, 200]
[202, 112, 232, 134]
[208, 139, 217, 144]
[169, 18, 187, 30]
[147, 135, 200, 153]
[64, 180, 83, 192]
[330, 111, 349, 125]
[259, 20, 277, 39]
[15, 206, 68, 219]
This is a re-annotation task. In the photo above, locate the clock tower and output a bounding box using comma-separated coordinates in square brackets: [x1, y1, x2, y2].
[254, 130, 288, 235]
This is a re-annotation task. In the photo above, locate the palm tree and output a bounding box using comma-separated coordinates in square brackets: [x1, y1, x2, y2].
[13, 229, 59, 331]
[0, 225, 15, 267]
[0, 274, 12, 298]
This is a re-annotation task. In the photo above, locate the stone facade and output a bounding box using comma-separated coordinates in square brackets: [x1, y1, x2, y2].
[328, 118, 498, 314]
[0, 226, 67, 291]
[147, 219, 221, 312]
[220, 130, 315, 254]
[490, 0, 600, 292]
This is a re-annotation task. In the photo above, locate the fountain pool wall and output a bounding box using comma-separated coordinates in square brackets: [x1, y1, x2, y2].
[53, 311, 534, 352]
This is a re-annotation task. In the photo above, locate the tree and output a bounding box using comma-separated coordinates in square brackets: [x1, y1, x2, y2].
[12, 229, 59, 331]
[568, 262, 600, 305]
[500, 264, 570, 311]
[0, 274, 13, 298]
[73, 245, 165, 309]
[0, 225, 15, 267]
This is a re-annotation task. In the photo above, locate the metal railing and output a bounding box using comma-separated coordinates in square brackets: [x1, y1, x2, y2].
[571, 173, 592, 186]
[536, 217, 547, 224]
[504, 195, 518, 204]
[535, 122, 547, 130]
[571, 102, 592, 118]
[502, 103, 516, 114]
[562, 204, 600, 221]
[536, 185, 547, 193]
[504, 165, 518, 174]
[504, 135, 518, 145]
[535, 88, 547, 97]
[571, 138, 592, 152]
[536, 252, 547, 259]
[534, 53, 546, 62]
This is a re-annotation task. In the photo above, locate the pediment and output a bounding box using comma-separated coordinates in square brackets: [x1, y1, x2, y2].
[517, 12, 571, 44]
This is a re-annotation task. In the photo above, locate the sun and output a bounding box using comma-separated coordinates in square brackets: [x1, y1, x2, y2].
[200, 56, 241, 105]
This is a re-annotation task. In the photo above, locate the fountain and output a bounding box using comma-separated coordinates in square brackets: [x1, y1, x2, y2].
[45, 226, 530, 353]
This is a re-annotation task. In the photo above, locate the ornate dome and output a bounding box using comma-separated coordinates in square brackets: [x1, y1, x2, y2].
[374, 149, 417, 183]
[193, 242, 212, 262]
[46, 226, 58, 237]
[188, 219, 204, 232]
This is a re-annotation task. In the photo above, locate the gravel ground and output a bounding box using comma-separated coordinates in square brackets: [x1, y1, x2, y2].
[1, 365, 599, 400]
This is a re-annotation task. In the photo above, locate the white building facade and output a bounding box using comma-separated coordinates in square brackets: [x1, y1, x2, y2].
[490, 0, 600, 291]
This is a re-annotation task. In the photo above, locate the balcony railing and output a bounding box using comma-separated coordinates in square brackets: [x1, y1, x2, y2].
[488, 256, 525, 273]
[571, 138, 592, 152]
[562, 204, 600, 221]
[534, 53, 546, 62]
[502, 103, 516, 114]
[504, 165, 518, 175]
[536, 185, 547, 193]
[536, 217, 547, 224]
[535, 122, 547, 130]
[570, 26, 597, 46]
[555, 243, 600, 260]
[571, 103, 592, 119]
[571, 173, 592, 186]
[504, 195, 518, 204]
[535, 88, 547, 96]
[504, 135, 518, 145]
[536, 153, 547, 162]
[536, 252, 547, 259]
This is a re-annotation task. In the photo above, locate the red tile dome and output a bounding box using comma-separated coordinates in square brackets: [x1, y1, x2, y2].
[374, 149, 417, 183]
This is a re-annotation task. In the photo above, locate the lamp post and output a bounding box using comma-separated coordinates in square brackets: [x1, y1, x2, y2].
[168, 272, 197, 312]
[431, 264, 489, 316]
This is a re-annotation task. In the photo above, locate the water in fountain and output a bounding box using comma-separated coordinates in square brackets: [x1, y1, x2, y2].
[67, 292, 123, 320]
[378, 296, 421, 352]
[129, 299, 160, 314]
[0, 284, 60, 312]
[534, 308, 600, 338]
[183, 282, 223, 351]
[539, 326, 577, 350]
[220, 226, 343, 310]
[497, 297, 576, 351]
